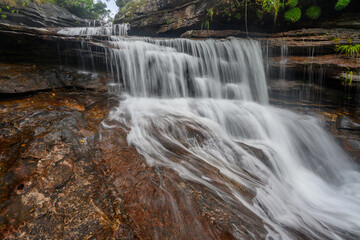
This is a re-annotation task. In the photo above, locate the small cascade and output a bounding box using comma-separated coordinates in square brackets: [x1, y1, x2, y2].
[105, 37, 268, 103]
[58, 23, 130, 37]
[58, 26, 360, 239]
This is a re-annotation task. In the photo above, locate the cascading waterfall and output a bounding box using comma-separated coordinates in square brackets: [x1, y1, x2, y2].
[58, 23, 130, 37]
[68, 26, 360, 239]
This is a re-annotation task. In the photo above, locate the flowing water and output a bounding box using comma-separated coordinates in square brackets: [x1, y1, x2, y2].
[58, 23, 130, 37]
[60, 26, 360, 239]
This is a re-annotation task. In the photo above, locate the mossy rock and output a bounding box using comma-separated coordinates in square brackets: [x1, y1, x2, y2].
[305, 6, 321, 20]
[284, 7, 301, 23]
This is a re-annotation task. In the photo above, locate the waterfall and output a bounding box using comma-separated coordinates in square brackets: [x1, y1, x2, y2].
[58, 23, 130, 37]
[105, 37, 268, 104]
[67, 27, 360, 239]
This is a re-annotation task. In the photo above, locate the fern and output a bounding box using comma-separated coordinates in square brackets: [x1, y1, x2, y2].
[336, 44, 360, 58]
[201, 20, 210, 30]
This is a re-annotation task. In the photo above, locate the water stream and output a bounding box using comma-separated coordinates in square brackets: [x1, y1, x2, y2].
[59, 26, 360, 239]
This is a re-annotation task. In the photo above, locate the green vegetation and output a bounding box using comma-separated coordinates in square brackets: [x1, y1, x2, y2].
[0, 0, 48, 7]
[197, 0, 353, 28]
[335, 0, 351, 11]
[284, 7, 301, 23]
[118, 0, 147, 19]
[54, 0, 110, 20]
[342, 68, 359, 86]
[0, 0, 110, 20]
[286, 0, 298, 8]
[201, 20, 210, 30]
[305, 6, 321, 20]
[262, 0, 282, 22]
[336, 43, 360, 58]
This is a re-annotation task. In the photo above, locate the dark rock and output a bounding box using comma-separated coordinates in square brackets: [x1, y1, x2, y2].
[0, 63, 109, 94]
[115, 0, 220, 36]
[115, 0, 360, 36]
[262, 28, 360, 89]
[0, 23, 108, 67]
[181, 30, 271, 39]
[0, 2, 88, 27]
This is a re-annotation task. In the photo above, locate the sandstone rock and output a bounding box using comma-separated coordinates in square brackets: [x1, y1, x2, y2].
[115, 0, 220, 36]
[0, 2, 87, 27]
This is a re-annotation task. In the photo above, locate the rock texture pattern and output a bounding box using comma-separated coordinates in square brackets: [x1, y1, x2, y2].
[0, 2, 87, 27]
[115, 0, 220, 36]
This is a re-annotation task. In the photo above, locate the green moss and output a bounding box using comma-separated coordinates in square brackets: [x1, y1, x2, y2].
[286, 0, 298, 8]
[335, 0, 351, 11]
[284, 7, 301, 23]
[121, 0, 147, 19]
[305, 6, 321, 20]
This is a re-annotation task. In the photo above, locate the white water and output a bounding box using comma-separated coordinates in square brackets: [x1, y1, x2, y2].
[58, 23, 130, 37]
[79, 30, 360, 239]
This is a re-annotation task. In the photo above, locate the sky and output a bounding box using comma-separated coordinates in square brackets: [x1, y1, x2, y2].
[106, 0, 119, 18]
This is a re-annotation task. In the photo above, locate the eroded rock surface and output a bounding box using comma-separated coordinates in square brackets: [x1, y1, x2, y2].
[115, 0, 220, 36]
[0, 2, 87, 27]
[0, 90, 123, 239]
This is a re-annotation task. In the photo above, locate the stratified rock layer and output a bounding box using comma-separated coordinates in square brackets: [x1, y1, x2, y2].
[0, 2, 87, 27]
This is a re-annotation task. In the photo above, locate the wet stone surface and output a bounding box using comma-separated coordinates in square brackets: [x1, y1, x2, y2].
[0, 90, 273, 239]
[0, 90, 123, 239]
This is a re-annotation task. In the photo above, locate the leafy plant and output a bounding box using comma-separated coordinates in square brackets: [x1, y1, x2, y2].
[207, 8, 214, 21]
[305, 6, 321, 20]
[341, 68, 359, 86]
[201, 20, 210, 30]
[336, 44, 360, 58]
[1, 14, 6, 19]
[335, 0, 351, 11]
[286, 0, 298, 8]
[262, 0, 283, 24]
[235, 12, 241, 20]
[284, 7, 301, 22]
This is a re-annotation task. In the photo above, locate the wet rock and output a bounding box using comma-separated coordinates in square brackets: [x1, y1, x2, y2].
[115, 0, 360, 36]
[337, 116, 360, 132]
[115, 0, 220, 36]
[94, 125, 270, 239]
[0, 90, 276, 239]
[0, 2, 87, 27]
[0, 23, 107, 67]
[181, 30, 271, 39]
[0, 90, 128, 239]
[262, 28, 360, 88]
[0, 63, 108, 94]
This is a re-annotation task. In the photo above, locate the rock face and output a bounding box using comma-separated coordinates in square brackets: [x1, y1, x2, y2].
[0, 2, 88, 27]
[0, 23, 110, 94]
[115, 0, 220, 36]
[263, 28, 360, 88]
[0, 63, 109, 95]
[115, 0, 360, 36]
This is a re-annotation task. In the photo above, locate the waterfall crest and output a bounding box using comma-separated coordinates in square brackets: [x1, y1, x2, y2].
[58, 23, 130, 37]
